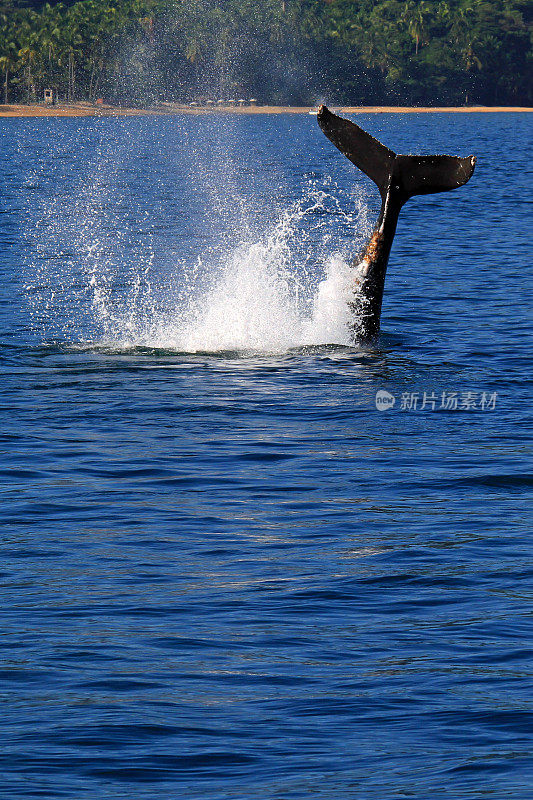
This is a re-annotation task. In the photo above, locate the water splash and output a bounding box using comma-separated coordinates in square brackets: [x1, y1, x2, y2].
[23, 149, 372, 353]
[157, 242, 354, 353]
[92, 184, 370, 352]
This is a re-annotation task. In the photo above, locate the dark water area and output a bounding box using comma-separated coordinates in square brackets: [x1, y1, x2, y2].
[1, 112, 532, 798]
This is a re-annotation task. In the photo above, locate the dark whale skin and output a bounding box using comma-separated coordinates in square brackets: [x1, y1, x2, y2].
[317, 105, 476, 341]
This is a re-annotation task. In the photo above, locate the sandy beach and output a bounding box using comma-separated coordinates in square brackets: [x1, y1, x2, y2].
[0, 102, 531, 117]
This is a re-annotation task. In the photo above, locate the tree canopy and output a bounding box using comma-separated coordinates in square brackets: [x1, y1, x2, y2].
[1, 0, 531, 106]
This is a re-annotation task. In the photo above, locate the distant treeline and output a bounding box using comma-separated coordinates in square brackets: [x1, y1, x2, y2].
[1, 0, 531, 106]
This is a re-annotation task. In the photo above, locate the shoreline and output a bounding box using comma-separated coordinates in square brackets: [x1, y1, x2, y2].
[0, 102, 531, 118]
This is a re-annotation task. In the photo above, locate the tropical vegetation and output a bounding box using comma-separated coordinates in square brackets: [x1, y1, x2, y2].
[0, 0, 531, 106]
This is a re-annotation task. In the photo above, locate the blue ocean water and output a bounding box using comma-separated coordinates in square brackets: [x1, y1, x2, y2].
[1, 111, 532, 799]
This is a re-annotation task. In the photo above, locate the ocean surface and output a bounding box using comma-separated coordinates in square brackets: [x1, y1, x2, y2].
[1, 111, 532, 799]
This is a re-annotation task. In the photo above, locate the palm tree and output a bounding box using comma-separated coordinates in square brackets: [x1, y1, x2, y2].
[56, 4, 86, 101]
[0, 14, 17, 104]
[36, 3, 64, 97]
[0, 49, 15, 103]
[401, 0, 430, 55]
[18, 43, 38, 101]
[449, 3, 484, 72]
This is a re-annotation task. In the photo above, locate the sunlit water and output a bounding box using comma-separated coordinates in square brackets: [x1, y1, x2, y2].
[1, 112, 532, 799]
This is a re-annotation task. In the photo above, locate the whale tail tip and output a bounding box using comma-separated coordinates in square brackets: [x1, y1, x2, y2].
[317, 105, 476, 201]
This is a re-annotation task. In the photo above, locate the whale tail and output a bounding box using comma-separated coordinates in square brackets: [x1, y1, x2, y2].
[317, 105, 476, 203]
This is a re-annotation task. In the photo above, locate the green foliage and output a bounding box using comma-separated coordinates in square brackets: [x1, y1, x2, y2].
[0, 0, 530, 105]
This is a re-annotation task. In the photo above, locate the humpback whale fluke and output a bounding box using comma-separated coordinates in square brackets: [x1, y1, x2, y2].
[317, 105, 476, 341]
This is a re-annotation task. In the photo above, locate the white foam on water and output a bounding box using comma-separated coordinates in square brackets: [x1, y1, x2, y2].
[171, 247, 354, 352]
[94, 191, 366, 352]
[23, 170, 372, 353]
